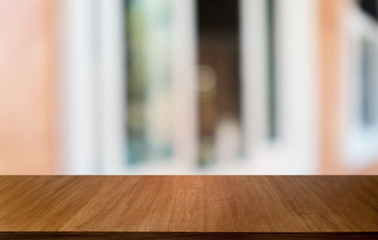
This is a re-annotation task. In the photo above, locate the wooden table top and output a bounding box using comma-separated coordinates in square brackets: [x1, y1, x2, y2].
[0, 176, 377, 239]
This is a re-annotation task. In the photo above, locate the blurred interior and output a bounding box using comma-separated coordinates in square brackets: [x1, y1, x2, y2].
[0, 0, 378, 174]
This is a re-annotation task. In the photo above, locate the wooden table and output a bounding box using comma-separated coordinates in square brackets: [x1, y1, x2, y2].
[0, 176, 377, 239]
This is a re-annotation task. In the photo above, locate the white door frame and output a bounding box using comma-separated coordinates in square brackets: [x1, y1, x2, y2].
[241, 0, 319, 174]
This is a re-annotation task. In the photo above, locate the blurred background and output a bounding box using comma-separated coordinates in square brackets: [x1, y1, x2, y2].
[0, 0, 377, 174]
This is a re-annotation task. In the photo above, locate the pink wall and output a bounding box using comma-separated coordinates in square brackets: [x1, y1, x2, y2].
[319, 0, 378, 174]
[0, 0, 56, 174]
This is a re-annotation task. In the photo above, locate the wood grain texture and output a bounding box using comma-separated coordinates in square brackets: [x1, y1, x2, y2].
[0, 176, 377, 239]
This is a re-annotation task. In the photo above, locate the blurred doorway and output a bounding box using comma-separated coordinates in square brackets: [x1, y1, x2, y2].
[197, 0, 242, 167]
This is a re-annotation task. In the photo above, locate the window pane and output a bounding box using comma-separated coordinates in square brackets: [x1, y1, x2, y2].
[125, 0, 173, 164]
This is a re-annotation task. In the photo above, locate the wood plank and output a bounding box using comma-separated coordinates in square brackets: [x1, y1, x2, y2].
[0, 232, 377, 240]
[0, 176, 377, 239]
